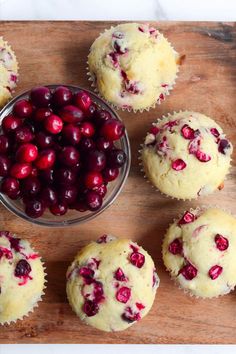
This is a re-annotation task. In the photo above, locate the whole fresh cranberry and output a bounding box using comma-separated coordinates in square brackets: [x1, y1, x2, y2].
[102, 167, 119, 182]
[62, 124, 81, 145]
[71, 200, 88, 212]
[96, 137, 113, 151]
[83, 299, 99, 317]
[16, 143, 38, 163]
[22, 176, 41, 197]
[44, 114, 63, 134]
[0, 135, 10, 154]
[13, 99, 33, 118]
[58, 185, 78, 205]
[2, 114, 22, 134]
[55, 167, 77, 185]
[79, 137, 95, 151]
[30, 86, 52, 107]
[39, 168, 54, 184]
[33, 107, 52, 122]
[40, 186, 58, 206]
[10, 163, 32, 179]
[87, 150, 106, 172]
[35, 131, 54, 149]
[50, 201, 68, 216]
[73, 90, 92, 112]
[100, 119, 125, 141]
[85, 171, 103, 189]
[15, 126, 34, 144]
[93, 183, 107, 198]
[86, 103, 97, 118]
[0, 155, 11, 176]
[107, 149, 126, 168]
[25, 199, 45, 218]
[59, 146, 79, 167]
[34, 149, 56, 170]
[59, 105, 84, 124]
[1, 177, 20, 198]
[51, 86, 72, 107]
[94, 109, 112, 126]
[85, 190, 102, 211]
[80, 122, 95, 137]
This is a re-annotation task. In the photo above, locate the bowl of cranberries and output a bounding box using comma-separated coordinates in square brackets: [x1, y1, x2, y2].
[0, 85, 130, 226]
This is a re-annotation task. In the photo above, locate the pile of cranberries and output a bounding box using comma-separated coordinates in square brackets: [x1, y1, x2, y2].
[0, 86, 127, 218]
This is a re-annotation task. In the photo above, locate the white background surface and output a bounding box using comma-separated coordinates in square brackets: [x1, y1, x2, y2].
[0, 0, 236, 353]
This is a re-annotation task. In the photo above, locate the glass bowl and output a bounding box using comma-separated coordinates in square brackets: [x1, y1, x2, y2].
[0, 85, 131, 227]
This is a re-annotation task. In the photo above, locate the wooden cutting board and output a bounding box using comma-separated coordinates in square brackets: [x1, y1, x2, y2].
[0, 20, 236, 344]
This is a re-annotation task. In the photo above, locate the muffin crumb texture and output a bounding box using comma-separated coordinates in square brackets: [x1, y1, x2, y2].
[66, 235, 159, 332]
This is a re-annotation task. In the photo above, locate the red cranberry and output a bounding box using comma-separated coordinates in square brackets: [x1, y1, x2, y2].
[15, 126, 34, 144]
[116, 287, 131, 303]
[179, 263, 197, 280]
[210, 128, 220, 138]
[73, 91, 92, 112]
[102, 167, 119, 182]
[25, 199, 45, 218]
[59, 105, 84, 124]
[62, 124, 81, 145]
[39, 168, 54, 184]
[0, 135, 10, 153]
[218, 139, 231, 155]
[59, 185, 77, 205]
[0, 155, 11, 176]
[35, 149, 56, 170]
[79, 267, 95, 278]
[79, 137, 95, 151]
[52, 86, 72, 107]
[40, 186, 58, 206]
[195, 150, 211, 162]
[122, 307, 140, 323]
[114, 268, 127, 281]
[22, 176, 41, 196]
[107, 149, 126, 168]
[59, 146, 79, 167]
[80, 122, 95, 137]
[13, 99, 33, 118]
[93, 184, 107, 198]
[87, 150, 106, 172]
[181, 124, 195, 140]
[178, 211, 195, 225]
[85, 171, 103, 189]
[10, 163, 32, 179]
[16, 143, 38, 163]
[44, 114, 63, 134]
[2, 114, 22, 134]
[35, 131, 54, 149]
[55, 167, 76, 185]
[136, 303, 145, 311]
[30, 86, 51, 107]
[215, 234, 229, 251]
[94, 109, 112, 126]
[172, 159, 187, 171]
[96, 137, 113, 151]
[71, 200, 88, 212]
[100, 119, 125, 141]
[50, 202, 68, 216]
[1, 177, 20, 198]
[86, 103, 97, 118]
[33, 107, 52, 123]
[83, 299, 99, 317]
[130, 252, 145, 268]
[30, 166, 38, 177]
[150, 126, 159, 135]
[15, 259, 31, 277]
[209, 265, 223, 280]
[85, 190, 102, 211]
[168, 238, 183, 255]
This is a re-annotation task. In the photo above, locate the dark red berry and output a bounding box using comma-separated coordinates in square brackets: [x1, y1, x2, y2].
[178, 211, 195, 225]
[107, 149, 126, 168]
[0, 135, 10, 154]
[96, 137, 113, 151]
[100, 119, 125, 141]
[55, 167, 76, 185]
[168, 238, 183, 255]
[1, 177, 20, 198]
[102, 167, 119, 182]
[10, 163, 32, 179]
[35, 132, 54, 149]
[83, 299, 99, 317]
[116, 287, 131, 303]
[85, 171, 103, 189]
[79, 137, 95, 151]
[30, 86, 51, 107]
[93, 183, 107, 198]
[87, 150, 106, 172]
[114, 268, 127, 281]
[80, 122, 95, 137]
[58, 185, 77, 205]
[130, 252, 145, 268]
[22, 176, 41, 197]
[50, 202, 68, 216]
[15, 126, 34, 144]
[74, 90, 92, 112]
[209, 265, 223, 280]
[59, 105, 84, 124]
[15, 259, 31, 277]
[0, 155, 11, 177]
[13, 99, 33, 118]
[215, 234, 229, 251]
[218, 139, 231, 155]
[33, 107, 52, 122]
[16, 143, 38, 163]
[172, 159, 187, 171]
[44, 114, 63, 134]
[34, 149, 56, 170]
[179, 263, 197, 280]
[85, 190, 102, 211]
[62, 124, 81, 146]
[51, 86, 72, 107]
[59, 146, 79, 167]
[40, 186, 57, 206]
[2, 114, 22, 134]
[25, 199, 45, 218]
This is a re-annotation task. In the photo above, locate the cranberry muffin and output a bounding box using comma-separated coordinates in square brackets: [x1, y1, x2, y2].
[88, 23, 179, 111]
[162, 208, 236, 298]
[0, 231, 46, 324]
[66, 235, 159, 332]
[141, 111, 232, 199]
[0, 37, 18, 108]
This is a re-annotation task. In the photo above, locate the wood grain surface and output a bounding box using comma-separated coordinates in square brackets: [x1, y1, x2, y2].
[0, 21, 236, 344]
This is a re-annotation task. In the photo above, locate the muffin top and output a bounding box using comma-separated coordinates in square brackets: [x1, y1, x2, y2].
[0, 37, 18, 108]
[66, 235, 159, 332]
[141, 111, 232, 200]
[0, 231, 45, 324]
[162, 208, 236, 298]
[88, 23, 179, 111]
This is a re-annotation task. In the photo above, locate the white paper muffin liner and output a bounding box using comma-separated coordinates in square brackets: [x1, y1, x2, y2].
[86, 24, 180, 113]
[161, 205, 236, 299]
[138, 110, 233, 201]
[0, 253, 47, 326]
